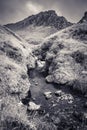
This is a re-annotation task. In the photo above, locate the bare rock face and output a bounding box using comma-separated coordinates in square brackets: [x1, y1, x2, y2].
[35, 22, 87, 93]
[0, 25, 35, 130]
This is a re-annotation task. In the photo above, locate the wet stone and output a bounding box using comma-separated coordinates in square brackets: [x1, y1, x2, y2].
[84, 94, 87, 98]
[83, 102, 87, 108]
[83, 113, 87, 124]
[52, 116, 61, 125]
[55, 90, 62, 97]
[73, 105, 77, 109]
[35, 82, 38, 85]
[73, 111, 83, 122]
[44, 91, 52, 100]
[27, 101, 41, 111]
[38, 109, 46, 116]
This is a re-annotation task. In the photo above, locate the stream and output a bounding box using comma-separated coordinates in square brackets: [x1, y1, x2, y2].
[26, 69, 87, 130]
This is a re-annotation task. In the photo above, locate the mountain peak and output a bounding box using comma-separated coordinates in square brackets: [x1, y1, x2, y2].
[40, 10, 56, 14]
[37, 10, 58, 18]
[5, 10, 72, 30]
[79, 11, 87, 23]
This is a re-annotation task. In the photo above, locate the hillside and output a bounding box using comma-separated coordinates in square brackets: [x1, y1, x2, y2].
[0, 25, 36, 130]
[34, 22, 87, 94]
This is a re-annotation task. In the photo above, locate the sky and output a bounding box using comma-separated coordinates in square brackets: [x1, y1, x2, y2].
[0, 0, 87, 24]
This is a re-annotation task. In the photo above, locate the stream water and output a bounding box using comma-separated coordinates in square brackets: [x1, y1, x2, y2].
[27, 69, 87, 130]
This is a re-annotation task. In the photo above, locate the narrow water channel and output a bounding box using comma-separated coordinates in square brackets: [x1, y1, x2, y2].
[27, 69, 87, 130]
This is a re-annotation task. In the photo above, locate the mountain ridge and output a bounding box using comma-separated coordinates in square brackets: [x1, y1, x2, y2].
[5, 10, 73, 45]
[5, 10, 72, 30]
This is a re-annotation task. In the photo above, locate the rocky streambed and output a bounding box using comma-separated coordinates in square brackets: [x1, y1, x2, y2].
[22, 67, 87, 130]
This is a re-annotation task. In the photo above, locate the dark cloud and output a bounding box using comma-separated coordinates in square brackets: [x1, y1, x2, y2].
[0, 0, 87, 24]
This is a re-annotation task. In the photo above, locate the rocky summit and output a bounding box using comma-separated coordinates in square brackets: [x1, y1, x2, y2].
[5, 10, 72, 30]
[5, 10, 72, 45]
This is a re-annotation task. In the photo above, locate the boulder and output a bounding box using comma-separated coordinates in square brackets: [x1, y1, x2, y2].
[36, 60, 46, 71]
[28, 101, 41, 110]
[44, 91, 52, 99]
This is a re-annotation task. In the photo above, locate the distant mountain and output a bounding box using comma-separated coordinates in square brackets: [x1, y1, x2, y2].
[6, 10, 72, 30]
[5, 10, 72, 45]
[79, 11, 87, 23]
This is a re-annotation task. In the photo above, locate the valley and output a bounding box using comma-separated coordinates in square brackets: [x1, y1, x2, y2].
[0, 10, 87, 130]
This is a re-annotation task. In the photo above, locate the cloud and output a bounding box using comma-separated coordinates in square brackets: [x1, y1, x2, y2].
[26, 1, 43, 14]
[0, 0, 29, 24]
[0, 0, 87, 24]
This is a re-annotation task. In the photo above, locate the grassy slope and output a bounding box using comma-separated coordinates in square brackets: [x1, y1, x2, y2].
[35, 23, 87, 93]
[0, 25, 35, 130]
[15, 25, 58, 45]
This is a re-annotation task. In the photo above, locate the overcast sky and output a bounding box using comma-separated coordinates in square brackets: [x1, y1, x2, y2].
[0, 0, 87, 24]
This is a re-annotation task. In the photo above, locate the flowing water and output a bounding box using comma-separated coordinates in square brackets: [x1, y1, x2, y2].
[26, 69, 87, 130]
